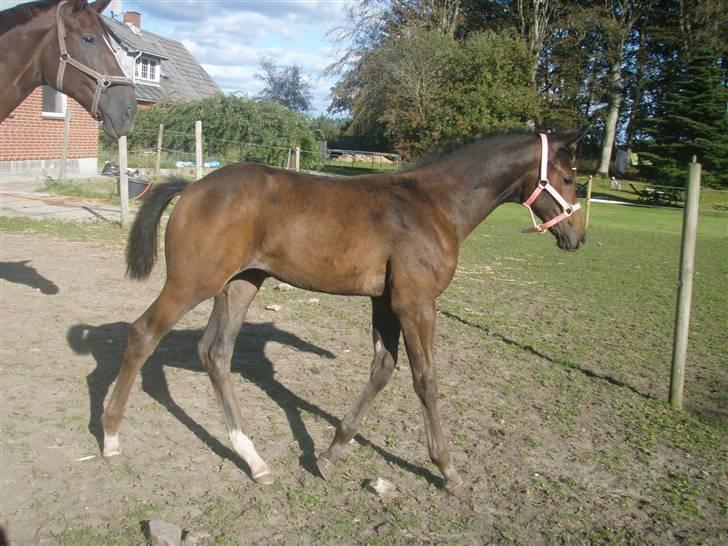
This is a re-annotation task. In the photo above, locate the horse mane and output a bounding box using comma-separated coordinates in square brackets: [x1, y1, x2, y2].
[413, 129, 536, 169]
[0, 0, 60, 37]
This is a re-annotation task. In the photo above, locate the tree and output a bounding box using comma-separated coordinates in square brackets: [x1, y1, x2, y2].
[256, 58, 313, 113]
[337, 26, 539, 158]
[641, 44, 728, 187]
[595, 0, 652, 177]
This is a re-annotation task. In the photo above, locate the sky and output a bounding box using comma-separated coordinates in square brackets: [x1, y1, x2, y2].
[118, 0, 352, 114]
[1, 0, 353, 115]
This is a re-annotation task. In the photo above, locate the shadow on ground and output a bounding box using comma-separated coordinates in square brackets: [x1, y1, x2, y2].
[67, 321, 442, 487]
[0, 260, 59, 294]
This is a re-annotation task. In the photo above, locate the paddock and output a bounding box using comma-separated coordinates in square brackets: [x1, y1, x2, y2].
[0, 202, 725, 544]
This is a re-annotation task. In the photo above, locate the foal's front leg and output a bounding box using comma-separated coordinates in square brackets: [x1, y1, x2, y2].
[396, 297, 464, 493]
[198, 274, 274, 484]
[316, 294, 400, 479]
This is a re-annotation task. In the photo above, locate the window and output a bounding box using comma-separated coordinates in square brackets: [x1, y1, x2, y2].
[135, 56, 160, 83]
[42, 86, 66, 118]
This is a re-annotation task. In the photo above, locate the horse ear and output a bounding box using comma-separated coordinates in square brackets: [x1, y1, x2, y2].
[69, 0, 87, 12]
[90, 0, 113, 13]
[552, 128, 588, 150]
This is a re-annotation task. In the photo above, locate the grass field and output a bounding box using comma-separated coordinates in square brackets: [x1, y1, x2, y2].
[1, 200, 726, 544]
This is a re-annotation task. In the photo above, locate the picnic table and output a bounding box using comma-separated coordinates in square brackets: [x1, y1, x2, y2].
[629, 183, 686, 206]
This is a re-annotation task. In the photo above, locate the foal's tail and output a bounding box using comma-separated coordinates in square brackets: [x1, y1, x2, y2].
[126, 177, 189, 280]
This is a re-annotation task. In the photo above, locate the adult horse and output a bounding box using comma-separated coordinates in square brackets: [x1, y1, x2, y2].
[103, 131, 586, 493]
[0, 0, 136, 138]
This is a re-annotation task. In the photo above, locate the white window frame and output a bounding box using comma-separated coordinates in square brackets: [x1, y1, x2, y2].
[41, 86, 67, 119]
[134, 55, 160, 84]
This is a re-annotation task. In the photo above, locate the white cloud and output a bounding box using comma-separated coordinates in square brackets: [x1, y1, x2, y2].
[121, 0, 351, 113]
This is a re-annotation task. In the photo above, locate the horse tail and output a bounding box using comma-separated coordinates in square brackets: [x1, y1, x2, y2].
[126, 177, 189, 280]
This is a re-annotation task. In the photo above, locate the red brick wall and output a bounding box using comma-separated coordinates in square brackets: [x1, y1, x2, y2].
[0, 88, 99, 161]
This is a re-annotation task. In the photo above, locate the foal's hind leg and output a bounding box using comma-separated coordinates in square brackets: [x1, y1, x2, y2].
[102, 281, 199, 457]
[197, 271, 274, 484]
[316, 294, 400, 479]
[396, 296, 463, 493]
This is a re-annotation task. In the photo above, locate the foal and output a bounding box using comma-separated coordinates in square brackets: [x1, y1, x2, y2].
[103, 131, 586, 492]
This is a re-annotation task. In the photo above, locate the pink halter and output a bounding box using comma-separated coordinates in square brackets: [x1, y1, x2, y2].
[522, 133, 581, 234]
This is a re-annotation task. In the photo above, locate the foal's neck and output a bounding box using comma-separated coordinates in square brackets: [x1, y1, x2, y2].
[421, 137, 537, 245]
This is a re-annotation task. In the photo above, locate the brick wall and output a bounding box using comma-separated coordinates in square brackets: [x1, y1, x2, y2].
[0, 88, 99, 162]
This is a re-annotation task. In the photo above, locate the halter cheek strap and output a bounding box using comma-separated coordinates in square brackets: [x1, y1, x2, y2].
[55, 0, 135, 120]
[522, 133, 581, 234]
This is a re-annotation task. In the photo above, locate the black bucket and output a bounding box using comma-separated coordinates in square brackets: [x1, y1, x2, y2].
[118, 177, 152, 200]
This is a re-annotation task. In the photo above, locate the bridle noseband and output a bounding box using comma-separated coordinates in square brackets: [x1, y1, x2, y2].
[55, 0, 135, 120]
[522, 133, 581, 234]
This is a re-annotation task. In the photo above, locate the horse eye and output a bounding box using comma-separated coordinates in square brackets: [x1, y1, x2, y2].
[83, 35, 97, 45]
[563, 176, 574, 185]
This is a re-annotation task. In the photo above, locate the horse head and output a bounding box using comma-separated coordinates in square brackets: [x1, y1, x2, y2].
[42, 0, 136, 138]
[520, 130, 587, 251]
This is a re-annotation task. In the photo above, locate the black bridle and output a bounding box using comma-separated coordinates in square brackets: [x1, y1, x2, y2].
[55, 0, 134, 119]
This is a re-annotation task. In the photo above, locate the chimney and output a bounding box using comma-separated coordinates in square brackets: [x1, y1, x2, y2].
[124, 11, 141, 29]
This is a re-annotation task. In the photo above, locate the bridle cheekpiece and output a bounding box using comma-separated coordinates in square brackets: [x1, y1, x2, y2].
[522, 133, 581, 234]
[55, 0, 135, 120]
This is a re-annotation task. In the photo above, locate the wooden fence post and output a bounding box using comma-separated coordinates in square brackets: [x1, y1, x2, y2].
[669, 158, 701, 409]
[59, 108, 71, 180]
[119, 135, 130, 229]
[155, 123, 164, 176]
[585, 175, 594, 228]
[195, 120, 202, 180]
[295, 146, 301, 172]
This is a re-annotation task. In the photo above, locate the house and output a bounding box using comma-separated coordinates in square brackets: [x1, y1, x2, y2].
[104, 10, 221, 107]
[0, 8, 220, 180]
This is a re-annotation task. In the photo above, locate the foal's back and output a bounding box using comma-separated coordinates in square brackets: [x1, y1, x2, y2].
[165, 163, 456, 298]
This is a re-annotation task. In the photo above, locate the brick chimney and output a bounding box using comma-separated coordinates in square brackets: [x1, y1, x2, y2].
[123, 11, 141, 28]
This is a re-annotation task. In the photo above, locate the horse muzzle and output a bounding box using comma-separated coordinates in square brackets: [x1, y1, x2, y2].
[98, 86, 137, 138]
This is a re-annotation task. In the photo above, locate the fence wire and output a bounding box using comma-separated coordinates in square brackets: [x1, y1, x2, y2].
[101, 124, 399, 177]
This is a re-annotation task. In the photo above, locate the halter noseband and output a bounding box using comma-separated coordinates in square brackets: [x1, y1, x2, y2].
[522, 133, 581, 234]
[55, 0, 135, 120]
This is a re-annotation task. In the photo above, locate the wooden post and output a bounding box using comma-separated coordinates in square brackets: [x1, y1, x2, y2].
[155, 123, 164, 176]
[295, 146, 301, 172]
[669, 158, 701, 409]
[59, 108, 71, 180]
[585, 175, 594, 228]
[195, 120, 202, 180]
[119, 135, 130, 229]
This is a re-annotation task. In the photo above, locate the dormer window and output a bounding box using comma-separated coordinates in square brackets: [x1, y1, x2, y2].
[135, 55, 160, 83]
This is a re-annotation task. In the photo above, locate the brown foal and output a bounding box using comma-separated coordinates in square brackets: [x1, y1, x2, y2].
[103, 131, 586, 492]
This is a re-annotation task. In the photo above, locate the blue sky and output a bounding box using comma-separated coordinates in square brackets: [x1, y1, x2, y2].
[1, 0, 352, 114]
[116, 1, 351, 113]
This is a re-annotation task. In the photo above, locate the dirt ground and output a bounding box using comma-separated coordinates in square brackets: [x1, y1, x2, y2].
[1, 232, 726, 545]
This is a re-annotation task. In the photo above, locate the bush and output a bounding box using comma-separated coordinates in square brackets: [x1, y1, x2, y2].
[101, 94, 323, 170]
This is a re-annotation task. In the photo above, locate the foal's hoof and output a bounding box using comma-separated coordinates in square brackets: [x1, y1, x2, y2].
[102, 433, 121, 458]
[316, 455, 335, 481]
[252, 471, 275, 486]
[444, 473, 465, 495]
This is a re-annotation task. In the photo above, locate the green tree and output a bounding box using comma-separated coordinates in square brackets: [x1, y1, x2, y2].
[332, 26, 538, 158]
[641, 44, 728, 187]
[256, 58, 313, 113]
